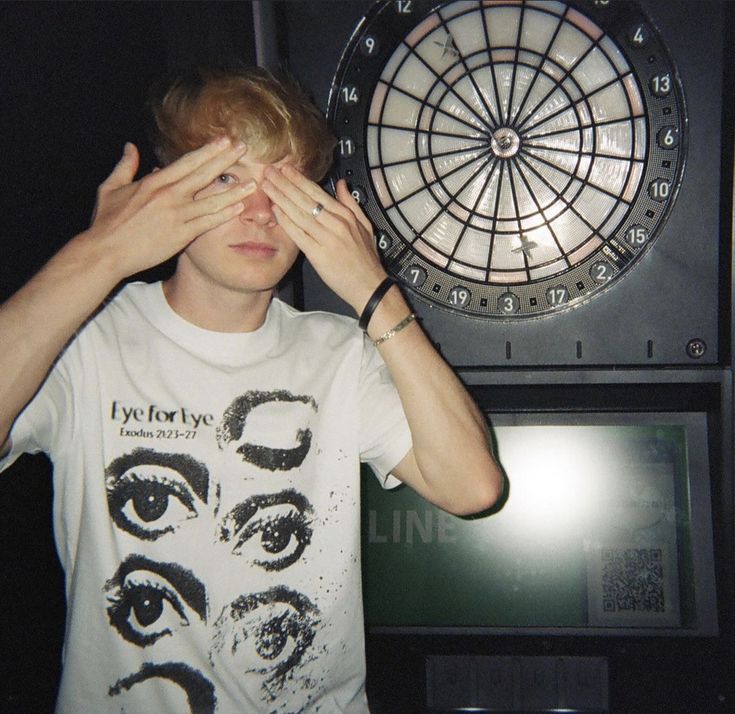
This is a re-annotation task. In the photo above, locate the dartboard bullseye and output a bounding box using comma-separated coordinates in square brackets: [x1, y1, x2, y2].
[328, 0, 686, 318]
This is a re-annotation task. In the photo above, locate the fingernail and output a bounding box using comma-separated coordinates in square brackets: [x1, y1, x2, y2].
[214, 136, 230, 147]
[233, 140, 247, 151]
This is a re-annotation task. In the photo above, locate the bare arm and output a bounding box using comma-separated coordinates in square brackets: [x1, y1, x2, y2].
[0, 138, 253, 453]
[356, 284, 502, 516]
[262, 166, 504, 516]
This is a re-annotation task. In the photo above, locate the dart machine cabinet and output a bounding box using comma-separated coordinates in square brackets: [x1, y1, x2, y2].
[261, 1, 734, 711]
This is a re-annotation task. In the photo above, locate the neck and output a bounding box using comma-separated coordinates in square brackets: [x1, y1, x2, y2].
[162, 272, 274, 333]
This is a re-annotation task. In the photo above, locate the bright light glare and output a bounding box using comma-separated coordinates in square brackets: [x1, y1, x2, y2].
[492, 426, 605, 539]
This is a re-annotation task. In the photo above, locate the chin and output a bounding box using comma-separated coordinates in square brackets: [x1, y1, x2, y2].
[225, 275, 284, 295]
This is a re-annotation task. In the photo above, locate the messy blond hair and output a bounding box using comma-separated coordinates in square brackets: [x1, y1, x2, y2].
[149, 65, 335, 181]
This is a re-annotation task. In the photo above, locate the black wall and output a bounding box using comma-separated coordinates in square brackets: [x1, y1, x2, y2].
[0, 2, 256, 710]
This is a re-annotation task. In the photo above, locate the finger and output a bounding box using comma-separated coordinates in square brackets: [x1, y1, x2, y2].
[260, 169, 303, 211]
[267, 165, 346, 219]
[184, 201, 245, 239]
[176, 141, 251, 196]
[263, 175, 350, 245]
[336, 178, 372, 233]
[153, 136, 232, 181]
[264, 178, 319, 234]
[150, 137, 248, 193]
[100, 142, 140, 191]
[264, 175, 347, 246]
[181, 179, 256, 222]
[271, 204, 314, 254]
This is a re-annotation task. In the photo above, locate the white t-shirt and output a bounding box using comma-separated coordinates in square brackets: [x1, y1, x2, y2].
[1, 281, 412, 713]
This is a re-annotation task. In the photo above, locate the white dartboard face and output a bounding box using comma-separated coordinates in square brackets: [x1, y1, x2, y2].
[328, 0, 686, 319]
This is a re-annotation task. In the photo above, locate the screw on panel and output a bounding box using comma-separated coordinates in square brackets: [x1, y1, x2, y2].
[686, 339, 707, 359]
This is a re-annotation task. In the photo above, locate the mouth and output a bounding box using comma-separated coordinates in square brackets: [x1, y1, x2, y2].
[229, 241, 277, 258]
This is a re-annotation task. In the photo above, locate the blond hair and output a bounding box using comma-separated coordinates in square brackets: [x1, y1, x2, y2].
[149, 66, 335, 181]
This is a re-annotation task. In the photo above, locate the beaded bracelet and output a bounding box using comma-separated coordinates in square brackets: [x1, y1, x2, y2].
[358, 277, 395, 331]
[373, 313, 416, 346]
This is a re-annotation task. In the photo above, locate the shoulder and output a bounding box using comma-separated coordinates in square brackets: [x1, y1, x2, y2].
[269, 300, 389, 380]
[65, 281, 159, 351]
[105, 280, 159, 313]
[271, 299, 362, 347]
[91, 281, 162, 327]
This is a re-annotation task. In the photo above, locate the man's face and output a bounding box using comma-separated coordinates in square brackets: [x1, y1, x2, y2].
[178, 153, 301, 296]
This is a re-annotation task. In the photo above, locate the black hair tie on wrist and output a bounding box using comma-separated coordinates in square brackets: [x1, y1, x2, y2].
[359, 277, 395, 331]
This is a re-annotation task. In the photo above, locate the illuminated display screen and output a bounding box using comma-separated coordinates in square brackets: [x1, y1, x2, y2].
[361, 412, 717, 635]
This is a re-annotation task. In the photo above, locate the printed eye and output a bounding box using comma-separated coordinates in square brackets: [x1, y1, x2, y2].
[105, 555, 206, 647]
[109, 662, 215, 714]
[219, 490, 313, 571]
[217, 390, 318, 471]
[106, 448, 210, 541]
[110, 469, 197, 538]
[211, 586, 320, 700]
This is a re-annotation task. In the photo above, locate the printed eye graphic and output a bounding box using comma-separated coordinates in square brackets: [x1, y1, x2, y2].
[105, 555, 206, 647]
[217, 390, 318, 471]
[211, 587, 320, 700]
[106, 448, 210, 540]
[219, 490, 313, 571]
[109, 662, 216, 714]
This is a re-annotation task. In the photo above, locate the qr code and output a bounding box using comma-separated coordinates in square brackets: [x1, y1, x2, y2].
[600, 548, 665, 613]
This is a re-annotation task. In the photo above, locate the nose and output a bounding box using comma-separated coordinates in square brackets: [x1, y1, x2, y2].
[239, 186, 276, 227]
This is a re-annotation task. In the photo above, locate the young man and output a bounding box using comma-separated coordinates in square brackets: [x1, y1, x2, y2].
[0, 67, 502, 712]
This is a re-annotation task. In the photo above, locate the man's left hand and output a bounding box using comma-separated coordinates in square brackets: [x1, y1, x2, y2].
[262, 165, 387, 315]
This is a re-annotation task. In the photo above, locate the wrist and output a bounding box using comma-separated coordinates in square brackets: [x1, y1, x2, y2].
[345, 271, 390, 317]
[363, 283, 414, 341]
[61, 229, 128, 286]
[358, 276, 395, 331]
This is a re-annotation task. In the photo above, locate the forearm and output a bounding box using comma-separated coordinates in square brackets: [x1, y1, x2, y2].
[258, 168, 502, 512]
[0, 232, 120, 446]
[366, 286, 503, 515]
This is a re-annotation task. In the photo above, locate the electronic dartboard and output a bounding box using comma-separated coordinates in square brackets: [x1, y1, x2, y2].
[288, 0, 724, 366]
[330, 0, 684, 317]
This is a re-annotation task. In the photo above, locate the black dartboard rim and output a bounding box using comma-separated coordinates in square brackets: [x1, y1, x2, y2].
[327, 0, 687, 319]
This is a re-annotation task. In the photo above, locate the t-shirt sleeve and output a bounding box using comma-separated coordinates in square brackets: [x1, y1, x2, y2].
[357, 335, 412, 488]
[0, 362, 72, 474]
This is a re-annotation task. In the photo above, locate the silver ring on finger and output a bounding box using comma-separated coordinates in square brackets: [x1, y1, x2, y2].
[311, 202, 324, 218]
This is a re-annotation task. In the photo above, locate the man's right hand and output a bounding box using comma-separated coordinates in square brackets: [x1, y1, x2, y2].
[0, 137, 252, 450]
[82, 137, 253, 281]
